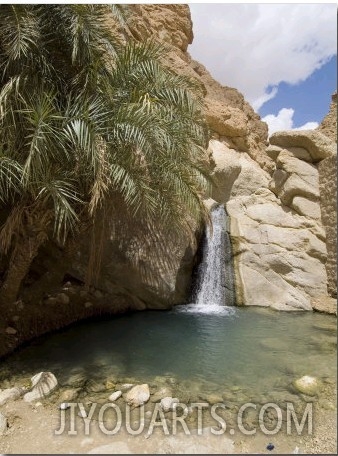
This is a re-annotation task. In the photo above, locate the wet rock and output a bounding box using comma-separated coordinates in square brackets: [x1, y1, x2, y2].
[108, 391, 122, 402]
[0, 412, 7, 435]
[125, 384, 150, 407]
[105, 380, 116, 390]
[150, 387, 173, 403]
[160, 397, 179, 412]
[5, 327, 17, 335]
[119, 383, 134, 392]
[59, 388, 80, 402]
[206, 394, 224, 405]
[24, 372, 58, 402]
[86, 380, 106, 393]
[64, 371, 87, 388]
[0, 387, 23, 406]
[294, 375, 321, 396]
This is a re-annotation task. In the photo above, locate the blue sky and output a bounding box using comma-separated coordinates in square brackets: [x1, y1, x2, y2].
[188, 3, 337, 135]
[259, 56, 337, 129]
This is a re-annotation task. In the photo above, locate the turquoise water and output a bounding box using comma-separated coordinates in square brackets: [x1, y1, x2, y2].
[1, 306, 336, 402]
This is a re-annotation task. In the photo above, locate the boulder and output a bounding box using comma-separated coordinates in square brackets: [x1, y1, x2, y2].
[124, 384, 150, 407]
[23, 372, 58, 402]
[119, 383, 134, 392]
[311, 296, 337, 315]
[270, 130, 335, 162]
[293, 376, 321, 396]
[0, 387, 23, 406]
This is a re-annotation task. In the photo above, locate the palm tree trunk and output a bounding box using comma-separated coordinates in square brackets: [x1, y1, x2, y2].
[0, 218, 49, 310]
[0, 233, 46, 308]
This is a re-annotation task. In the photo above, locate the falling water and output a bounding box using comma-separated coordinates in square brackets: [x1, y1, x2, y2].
[184, 205, 235, 314]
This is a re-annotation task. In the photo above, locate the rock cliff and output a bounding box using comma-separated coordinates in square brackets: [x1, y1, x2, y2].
[121, 4, 336, 312]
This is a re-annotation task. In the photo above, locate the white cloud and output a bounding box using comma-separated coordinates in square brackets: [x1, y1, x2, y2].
[189, 4, 337, 110]
[262, 108, 319, 136]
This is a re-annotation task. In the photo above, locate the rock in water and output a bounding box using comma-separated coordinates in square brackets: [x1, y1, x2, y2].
[160, 397, 179, 412]
[0, 412, 8, 435]
[294, 375, 320, 396]
[24, 372, 58, 402]
[108, 391, 122, 402]
[125, 384, 150, 407]
[0, 387, 23, 406]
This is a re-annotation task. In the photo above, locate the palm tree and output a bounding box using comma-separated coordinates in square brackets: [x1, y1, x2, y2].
[0, 5, 210, 308]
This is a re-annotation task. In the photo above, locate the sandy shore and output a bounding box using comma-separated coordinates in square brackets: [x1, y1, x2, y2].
[0, 396, 336, 454]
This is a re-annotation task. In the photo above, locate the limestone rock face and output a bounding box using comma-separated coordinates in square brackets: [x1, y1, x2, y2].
[270, 130, 335, 162]
[209, 135, 331, 311]
[127, 4, 193, 52]
[317, 93, 337, 298]
[317, 92, 337, 143]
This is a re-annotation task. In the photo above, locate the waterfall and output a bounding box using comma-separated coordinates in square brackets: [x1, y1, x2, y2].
[181, 205, 235, 314]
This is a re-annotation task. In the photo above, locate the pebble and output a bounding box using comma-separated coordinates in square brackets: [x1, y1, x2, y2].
[108, 391, 122, 401]
[60, 402, 70, 410]
[5, 327, 17, 335]
[84, 302, 93, 308]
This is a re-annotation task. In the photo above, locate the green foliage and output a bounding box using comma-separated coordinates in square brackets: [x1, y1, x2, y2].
[0, 4, 210, 289]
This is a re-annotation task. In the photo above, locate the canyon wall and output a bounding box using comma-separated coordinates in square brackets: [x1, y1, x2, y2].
[124, 5, 336, 312]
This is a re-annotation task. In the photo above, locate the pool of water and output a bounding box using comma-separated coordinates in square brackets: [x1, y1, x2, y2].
[1, 306, 336, 405]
